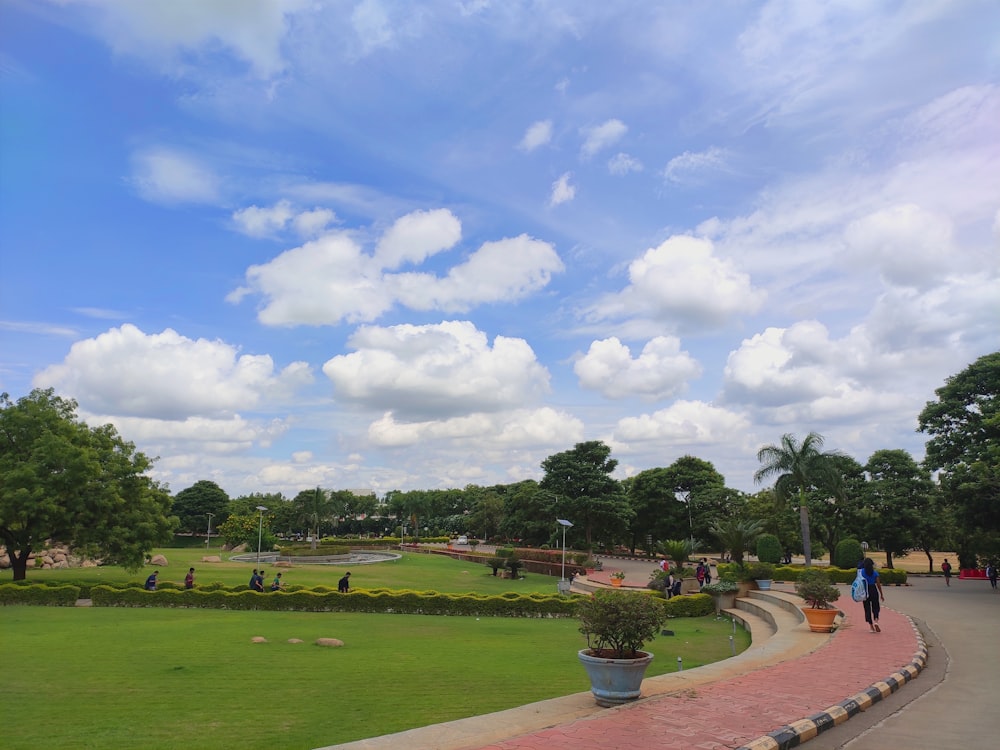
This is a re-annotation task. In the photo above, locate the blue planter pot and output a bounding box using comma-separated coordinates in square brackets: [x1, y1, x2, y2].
[577, 649, 654, 707]
[756, 579, 773, 590]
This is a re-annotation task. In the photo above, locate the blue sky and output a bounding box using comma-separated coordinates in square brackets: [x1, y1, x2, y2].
[2, 0, 998, 499]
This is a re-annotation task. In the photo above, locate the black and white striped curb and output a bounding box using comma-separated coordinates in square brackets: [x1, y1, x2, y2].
[735, 618, 929, 750]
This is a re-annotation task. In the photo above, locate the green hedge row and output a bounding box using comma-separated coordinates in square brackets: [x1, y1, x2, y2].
[663, 592, 715, 617]
[0, 583, 81, 606]
[716, 564, 907, 586]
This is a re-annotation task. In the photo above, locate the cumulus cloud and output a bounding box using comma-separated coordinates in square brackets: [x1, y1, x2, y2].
[549, 172, 576, 206]
[34, 324, 313, 420]
[519, 119, 553, 151]
[581, 119, 627, 159]
[130, 147, 221, 205]
[582, 235, 766, 333]
[575, 336, 701, 400]
[368, 407, 582, 448]
[233, 201, 338, 239]
[323, 320, 551, 420]
[229, 210, 563, 325]
[608, 152, 643, 175]
[664, 146, 728, 183]
[612, 400, 750, 446]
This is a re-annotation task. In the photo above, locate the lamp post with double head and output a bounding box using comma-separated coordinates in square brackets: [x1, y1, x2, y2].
[557, 519, 574, 583]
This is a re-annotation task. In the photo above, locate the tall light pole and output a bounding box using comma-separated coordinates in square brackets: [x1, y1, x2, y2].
[206, 512, 215, 549]
[557, 519, 574, 584]
[676, 491, 693, 547]
[256, 505, 268, 569]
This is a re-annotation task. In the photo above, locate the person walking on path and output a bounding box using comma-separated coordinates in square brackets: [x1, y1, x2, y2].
[270, 572, 284, 591]
[860, 558, 885, 632]
[987, 562, 998, 591]
[184, 567, 195, 589]
[338, 571, 351, 592]
[144, 570, 158, 591]
[942, 558, 953, 587]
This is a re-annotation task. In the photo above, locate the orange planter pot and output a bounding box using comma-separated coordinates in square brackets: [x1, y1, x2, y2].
[611, 578, 623, 587]
[802, 607, 838, 632]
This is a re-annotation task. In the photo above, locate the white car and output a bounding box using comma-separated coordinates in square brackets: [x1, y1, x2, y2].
[456, 535, 469, 545]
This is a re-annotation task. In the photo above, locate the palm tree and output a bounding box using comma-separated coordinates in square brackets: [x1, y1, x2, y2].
[658, 539, 696, 571]
[754, 432, 843, 567]
[295, 487, 332, 550]
[711, 519, 763, 565]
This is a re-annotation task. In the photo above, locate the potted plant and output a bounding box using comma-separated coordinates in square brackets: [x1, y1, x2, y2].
[576, 591, 668, 706]
[610, 570, 625, 587]
[749, 561, 775, 591]
[795, 568, 841, 632]
[701, 578, 739, 613]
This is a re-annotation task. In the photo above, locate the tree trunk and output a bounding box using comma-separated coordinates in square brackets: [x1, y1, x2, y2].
[10, 548, 30, 581]
[798, 501, 812, 567]
[885, 551, 894, 568]
[924, 548, 934, 573]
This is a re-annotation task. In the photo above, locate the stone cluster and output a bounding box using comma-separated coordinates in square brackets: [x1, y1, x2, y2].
[0, 544, 100, 570]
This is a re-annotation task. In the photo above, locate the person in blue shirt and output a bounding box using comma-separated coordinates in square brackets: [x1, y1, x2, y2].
[144, 571, 158, 590]
[860, 558, 885, 632]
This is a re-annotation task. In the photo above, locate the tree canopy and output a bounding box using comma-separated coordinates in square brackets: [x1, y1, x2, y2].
[172, 479, 230, 534]
[0, 389, 175, 580]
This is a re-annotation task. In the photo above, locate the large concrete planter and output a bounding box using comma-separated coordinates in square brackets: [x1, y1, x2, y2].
[578, 649, 654, 707]
[709, 591, 737, 614]
[680, 577, 702, 594]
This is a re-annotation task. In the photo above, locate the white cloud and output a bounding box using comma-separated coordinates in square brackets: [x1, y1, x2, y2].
[130, 147, 221, 205]
[232, 200, 295, 237]
[664, 146, 728, 183]
[323, 320, 551, 420]
[373, 209, 462, 270]
[581, 118, 627, 159]
[65, 0, 302, 78]
[368, 407, 583, 449]
[549, 172, 576, 206]
[230, 211, 563, 325]
[612, 400, 750, 446]
[575, 336, 701, 400]
[582, 235, 766, 334]
[351, 0, 395, 55]
[292, 208, 337, 238]
[518, 119, 553, 151]
[608, 152, 643, 175]
[34, 324, 313, 420]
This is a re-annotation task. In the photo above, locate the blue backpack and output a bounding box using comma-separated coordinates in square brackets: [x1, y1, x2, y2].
[851, 569, 868, 602]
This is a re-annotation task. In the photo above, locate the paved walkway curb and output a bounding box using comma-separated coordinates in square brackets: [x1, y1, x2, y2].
[734, 618, 928, 750]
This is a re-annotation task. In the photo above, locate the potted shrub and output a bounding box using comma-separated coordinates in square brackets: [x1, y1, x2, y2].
[749, 561, 775, 591]
[576, 590, 668, 706]
[701, 578, 739, 613]
[795, 568, 841, 632]
[610, 570, 625, 587]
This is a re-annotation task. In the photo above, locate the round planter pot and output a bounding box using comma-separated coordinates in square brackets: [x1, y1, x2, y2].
[610, 577, 623, 587]
[577, 649, 654, 707]
[755, 579, 773, 590]
[801, 607, 838, 632]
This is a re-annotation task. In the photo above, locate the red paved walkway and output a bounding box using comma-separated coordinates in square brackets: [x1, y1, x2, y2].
[473, 606, 921, 750]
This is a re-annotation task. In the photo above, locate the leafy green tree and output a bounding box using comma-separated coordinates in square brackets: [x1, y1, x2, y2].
[498, 480, 559, 545]
[0, 389, 175, 580]
[918, 352, 1000, 566]
[862, 449, 935, 568]
[292, 487, 333, 548]
[625, 468, 687, 552]
[172, 480, 230, 534]
[756, 533, 783, 564]
[744, 489, 800, 555]
[539, 441, 633, 547]
[467, 487, 505, 541]
[754, 432, 844, 566]
[808, 454, 866, 565]
[218, 509, 275, 552]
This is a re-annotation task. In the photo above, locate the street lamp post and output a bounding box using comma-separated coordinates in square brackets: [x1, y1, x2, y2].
[206, 512, 215, 549]
[256, 505, 268, 569]
[557, 519, 574, 593]
[676, 491, 693, 547]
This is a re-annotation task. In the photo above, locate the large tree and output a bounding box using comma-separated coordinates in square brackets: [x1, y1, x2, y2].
[539, 441, 632, 547]
[172, 480, 230, 534]
[862, 449, 935, 568]
[754, 432, 844, 566]
[918, 352, 1000, 565]
[0, 389, 175, 580]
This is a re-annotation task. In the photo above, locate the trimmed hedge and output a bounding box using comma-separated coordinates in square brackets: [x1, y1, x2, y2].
[663, 593, 715, 617]
[0, 583, 81, 606]
[717, 563, 907, 586]
[834, 539, 863, 569]
[756, 534, 783, 565]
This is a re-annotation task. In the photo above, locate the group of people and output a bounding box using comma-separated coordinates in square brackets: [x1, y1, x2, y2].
[248, 569, 285, 592]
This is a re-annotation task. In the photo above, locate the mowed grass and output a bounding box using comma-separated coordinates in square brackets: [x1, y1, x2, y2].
[3, 550, 750, 748]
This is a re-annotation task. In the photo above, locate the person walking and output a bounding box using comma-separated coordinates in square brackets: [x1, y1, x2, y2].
[987, 562, 998, 591]
[338, 571, 351, 593]
[184, 567, 195, 589]
[859, 558, 885, 632]
[941, 558, 953, 587]
[270, 572, 284, 591]
[144, 570, 158, 590]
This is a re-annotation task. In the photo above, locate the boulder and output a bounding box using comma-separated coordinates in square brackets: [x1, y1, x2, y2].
[287, 638, 304, 644]
[315, 638, 344, 648]
[251, 636, 268, 643]
[274, 560, 293, 567]
[201, 556, 222, 563]
[149, 554, 168, 566]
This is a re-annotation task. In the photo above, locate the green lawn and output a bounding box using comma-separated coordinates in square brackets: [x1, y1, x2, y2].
[2, 549, 751, 749]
